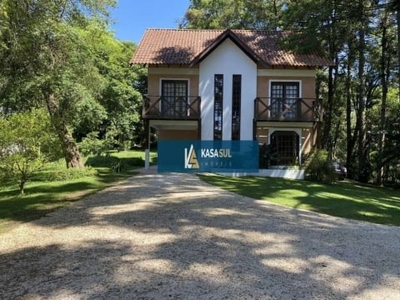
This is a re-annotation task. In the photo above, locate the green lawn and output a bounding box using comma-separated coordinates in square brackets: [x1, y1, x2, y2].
[0, 150, 156, 234]
[198, 174, 400, 226]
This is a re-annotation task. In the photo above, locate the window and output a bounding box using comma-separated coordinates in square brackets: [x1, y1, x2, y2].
[214, 74, 223, 140]
[161, 80, 188, 117]
[232, 75, 241, 140]
[270, 131, 299, 165]
[270, 82, 299, 119]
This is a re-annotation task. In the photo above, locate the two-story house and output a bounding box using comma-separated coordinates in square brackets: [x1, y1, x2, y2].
[131, 29, 332, 170]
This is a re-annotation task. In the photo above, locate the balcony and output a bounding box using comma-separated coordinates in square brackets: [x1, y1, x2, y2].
[142, 96, 201, 120]
[254, 97, 322, 122]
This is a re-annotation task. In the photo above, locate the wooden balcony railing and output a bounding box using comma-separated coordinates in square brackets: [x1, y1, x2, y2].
[254, 97, 322, 122]
[142, 95, 201, 120]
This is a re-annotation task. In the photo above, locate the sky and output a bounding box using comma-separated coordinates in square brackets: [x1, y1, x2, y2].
[110, 0, 191, 44]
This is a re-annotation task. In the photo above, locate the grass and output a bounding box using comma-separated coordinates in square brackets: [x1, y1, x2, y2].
[198, 174, 400, 226]
[0, 150, 156, 234]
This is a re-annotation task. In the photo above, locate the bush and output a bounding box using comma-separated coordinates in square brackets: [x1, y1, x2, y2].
[79, 132, 108, 156]
[85, 155, 144, 173]
[85, 155, 119, 168]
[305, 150, 336, 183]
[0, 109, 62, 194]
[34, 167, 97, 182]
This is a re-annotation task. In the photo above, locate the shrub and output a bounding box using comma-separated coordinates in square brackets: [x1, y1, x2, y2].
[79, 132, 107, 156]
[34, 167, 97, 182]
[305, 150, 336, 183]
[85, 155, 144, 173]
[0, 109, 62, 194]
[85, 155, 120, 168]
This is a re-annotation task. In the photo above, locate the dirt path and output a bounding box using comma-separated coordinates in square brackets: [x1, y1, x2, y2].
[1, 171, 399, 299]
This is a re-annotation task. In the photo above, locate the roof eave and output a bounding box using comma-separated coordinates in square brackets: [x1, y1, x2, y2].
[189, 29, 270, 68]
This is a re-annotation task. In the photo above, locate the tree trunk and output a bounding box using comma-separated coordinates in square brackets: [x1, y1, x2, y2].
[322, 66, 334, 153]
[321, 0, 338, 156]
[357, 24, 368, 183]
[19, 181, 25, 195]
[397, 2, 400, 101]
[46, 94, 84, 169]
[55, 119, 84, 169]
[346, 45, 357, 179]
[346, 65, 353, 177]
[377, 11, 389, 186]
[331, 118, 342, 157]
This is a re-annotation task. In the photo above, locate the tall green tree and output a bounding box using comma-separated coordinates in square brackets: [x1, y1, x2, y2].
[0, 0, 116, 168]
[92, 36, 144, 147]
[71, 29, 147, 148]
[387, 0, 400, 99]
[181, 0, 286, 30]
[283, 0, 365, 159]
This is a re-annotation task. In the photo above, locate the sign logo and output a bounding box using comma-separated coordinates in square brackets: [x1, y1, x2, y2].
[158, 140, 259, 173]
[184, 144, 199, 169]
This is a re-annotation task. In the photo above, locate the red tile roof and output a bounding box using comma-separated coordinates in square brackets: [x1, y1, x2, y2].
[131, 29, 333, 67]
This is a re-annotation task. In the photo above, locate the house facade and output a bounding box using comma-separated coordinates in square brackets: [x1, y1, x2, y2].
[131, 29, 332, 167]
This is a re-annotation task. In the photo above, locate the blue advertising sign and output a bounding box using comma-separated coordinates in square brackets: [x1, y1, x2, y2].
[158, 140, 259, 173]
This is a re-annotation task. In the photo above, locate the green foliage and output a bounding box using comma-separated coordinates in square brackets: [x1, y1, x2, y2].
[305, 150, 336, 184]
[0, 109, 62, 193]
[79, 132, 109, 156]
[181, 0, 285, 30]
[78, 127, 140, 157]
[0, 0, 121, 168]
[77, 34, 145, 146]
[85, 155, 144, 173]
[33, 166, 97, 182]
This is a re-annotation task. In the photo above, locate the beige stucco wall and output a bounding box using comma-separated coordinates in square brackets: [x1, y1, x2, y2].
[158, 130, 198, 140]
[256, 128, 269, 145]
[301, 128, 315, 154]
[256, 73, 316, 98]
[147, 67, 199, 96]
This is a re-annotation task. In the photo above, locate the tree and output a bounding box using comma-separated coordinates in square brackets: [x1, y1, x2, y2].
[0, 0, 116, 168]
[387, 0, 400, 99]
[0, 109, 61, 194]
[88, 35, 144, 148]
[181, 0, 286, 30]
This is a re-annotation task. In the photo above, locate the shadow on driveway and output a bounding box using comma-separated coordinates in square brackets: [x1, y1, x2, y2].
[0, 172, 399, 299]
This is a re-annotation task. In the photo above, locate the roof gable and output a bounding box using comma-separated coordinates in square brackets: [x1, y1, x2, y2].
[131, 29, 333, 67]
[190, 29, 267, 67]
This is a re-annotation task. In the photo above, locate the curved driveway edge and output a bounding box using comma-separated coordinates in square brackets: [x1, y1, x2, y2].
[1, 170, 400, 299]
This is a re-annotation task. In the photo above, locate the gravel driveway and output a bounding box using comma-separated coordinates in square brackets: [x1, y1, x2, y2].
[1, 169, 400, 299]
